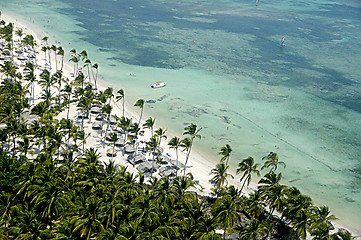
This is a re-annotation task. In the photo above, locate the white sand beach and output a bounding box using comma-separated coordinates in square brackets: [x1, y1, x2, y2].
[2, 11, 360, 239]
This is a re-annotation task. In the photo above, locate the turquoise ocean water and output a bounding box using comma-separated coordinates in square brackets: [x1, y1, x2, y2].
[1, 0, 361, 233]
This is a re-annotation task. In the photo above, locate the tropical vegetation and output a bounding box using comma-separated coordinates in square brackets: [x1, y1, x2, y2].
[0, 19, 356, 240]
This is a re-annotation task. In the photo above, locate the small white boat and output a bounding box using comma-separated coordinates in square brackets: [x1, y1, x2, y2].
[151, 81, 167, 88]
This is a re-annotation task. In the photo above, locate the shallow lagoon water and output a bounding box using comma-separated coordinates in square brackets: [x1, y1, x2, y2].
[2, 0, 361, 233]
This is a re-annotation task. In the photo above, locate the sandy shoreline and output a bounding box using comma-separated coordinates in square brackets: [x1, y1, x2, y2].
[2, 11, 360, 238]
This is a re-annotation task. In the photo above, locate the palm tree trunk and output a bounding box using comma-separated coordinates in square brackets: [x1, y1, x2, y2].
[61, 55, 64, 72]
[240, 177, 247, 193]
[183, 145, 192, 176]
[48, 51, 51, 69]
[44, 49, 47, 67]
[151, 149, 156, 175]
[87, 65, 91, 85]
[176, 149, 179, 176]
[122, 98, 125, 118]
[122, 132, 127, 156]
[12, 136, 16, 157]
[138, 108, 143, 124]
[32, 78, 36, 102]
[54, 53, 57, 71]
[95, 68, 98, 90]
[67, 95, 71, 119]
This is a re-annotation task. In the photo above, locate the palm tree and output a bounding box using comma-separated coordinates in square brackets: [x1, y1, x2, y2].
[115, 88, 125, 117]
[117, 116, 131, 150]
[218, 144, 232, 166]
[237, 218, 267, 240]
[134, 98, 144, 124]
[69, 49, 80, 77]
[84, 58, 92, 85]
[74, 72, 85, 89]
[310, 221, 332, 240]
[75, 129, 89, 153]
[101, 104, 112, 137]
[236, 156, 260, 193]
[331, 229, 356, 240]
[92, 63, 99, 91]
[143, 117, 155, 138]
[155, 127, 167, 146]
[42, 36, 48, 45]
[51, 44, 58, 71]
[244, 190, 265, 218]
[129, 122, 142, 151]
[39, 69, 53, 104]
[168, 136, 181, 176]
[263, 182, 287, 220]
[53, 70, 65, 110]
[104, 87, 114, 105]
[79, 50, 88, 61]
[209, 161, 234, 196]
[31, 101, 49, 129]
[23, 62, 36, 103]
[17, 136, 32, 158]
[261, 152, 286, 173]
[292, 209, 314, 240]
[22, 35, 37, 65]
[41, 46, 48, 68]
[211, 195, 239, 239]
[258, 171, 283, 197]
[9, 205, 52, 239]
[47, 45, 52, 69]
[107, 132, 118, 161]
[171, 172, 196, 198]
[15, 29, 23, 42]
[1, 61, 17, 80]
[57, 46, 65, 72]
[60, 118, 77, 145]
[77, 96, 92, 130]
[182, 123, 202, 176]
[32, 178, 68, 227]
[62, 84, 72, 119]
[313, 205, 337, 229]
[70, 197, 105, 239]
[146, 136, 160, 173]
[180, 137, 191, 176]
[283, 187, 314, 226]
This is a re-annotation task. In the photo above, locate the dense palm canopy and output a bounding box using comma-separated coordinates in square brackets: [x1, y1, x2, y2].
[0, 21, 355, 240]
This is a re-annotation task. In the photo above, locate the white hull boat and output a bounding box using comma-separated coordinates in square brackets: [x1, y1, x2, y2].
[151, 81, 167, 88]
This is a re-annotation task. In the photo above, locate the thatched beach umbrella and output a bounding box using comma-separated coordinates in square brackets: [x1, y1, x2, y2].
[106, 148, 117, 157]
[124, 144, 135, 154]
[95, 114, 103, 121]
[115, 135, 125, 146]
[127, 153, 146, 166]
[108, 115, 117, 125]
[92, 120, 102, 130]
[169, 159, 185, 170]
[136, 161, 160, 173]
[77, 111, 89, 119]
[91, 106, 101, 114]
[159, 165, 177, 178]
